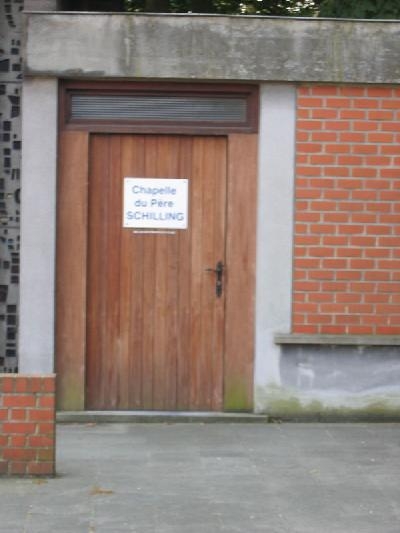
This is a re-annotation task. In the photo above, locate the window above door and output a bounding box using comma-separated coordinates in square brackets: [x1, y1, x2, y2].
[60, 81, 259, 134]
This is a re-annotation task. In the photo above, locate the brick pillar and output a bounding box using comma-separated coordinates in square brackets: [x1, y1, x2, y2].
[0, 374, 56, 476]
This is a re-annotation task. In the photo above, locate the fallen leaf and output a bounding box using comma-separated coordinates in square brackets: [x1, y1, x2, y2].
[90, 485, 114, 496]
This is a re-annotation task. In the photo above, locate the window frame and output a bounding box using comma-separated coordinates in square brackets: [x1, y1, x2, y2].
[60, 81, 259, 134]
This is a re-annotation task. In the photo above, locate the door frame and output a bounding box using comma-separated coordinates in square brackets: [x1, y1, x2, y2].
[56, 81, 258, 411]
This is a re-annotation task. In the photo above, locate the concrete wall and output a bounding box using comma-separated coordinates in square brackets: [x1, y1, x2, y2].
[19, 13, 400, 417]
[255, 85, 295, 408]
[276, 344, 400, 420]
[19, 78, 58, 375]
[24, 13, 400, 83]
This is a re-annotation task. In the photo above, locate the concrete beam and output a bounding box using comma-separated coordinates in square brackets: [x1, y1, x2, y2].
[23, 13, 400, 83]
[24, 0, 59, 10]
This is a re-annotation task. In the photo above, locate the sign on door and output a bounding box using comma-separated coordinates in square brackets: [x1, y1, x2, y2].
[123, 178, 189, 229]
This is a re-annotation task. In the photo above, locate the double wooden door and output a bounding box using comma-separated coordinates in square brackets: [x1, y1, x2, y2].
[86, 134, 227, 410]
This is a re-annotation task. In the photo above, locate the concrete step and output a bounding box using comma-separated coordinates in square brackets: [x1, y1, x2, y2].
[57, 410, 269, 424]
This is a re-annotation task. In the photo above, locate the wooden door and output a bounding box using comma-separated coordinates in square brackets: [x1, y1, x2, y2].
[86, 134, 227, 410]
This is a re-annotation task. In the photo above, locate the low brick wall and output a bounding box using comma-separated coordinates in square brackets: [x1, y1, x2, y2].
[0, 374, 56, 476]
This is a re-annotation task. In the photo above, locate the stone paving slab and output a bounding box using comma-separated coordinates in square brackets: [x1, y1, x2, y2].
[0, 423, 400, 532]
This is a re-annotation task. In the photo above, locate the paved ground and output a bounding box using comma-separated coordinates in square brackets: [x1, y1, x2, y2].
[1, 423, 400, 532]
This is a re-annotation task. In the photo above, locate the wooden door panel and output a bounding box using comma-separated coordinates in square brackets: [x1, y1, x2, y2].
[189, 138, 226, 410]
[225, 134, 257, 410]
[56, 131, 89, 411]
[86, 135, 227, 410]
[86, 135, 124, 409]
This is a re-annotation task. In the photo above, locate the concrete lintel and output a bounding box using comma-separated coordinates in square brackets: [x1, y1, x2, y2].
[23, 13, 400, 83]
[24, 0, 59, 10]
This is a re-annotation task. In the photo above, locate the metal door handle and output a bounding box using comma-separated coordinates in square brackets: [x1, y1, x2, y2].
[205, 261, 224, 297]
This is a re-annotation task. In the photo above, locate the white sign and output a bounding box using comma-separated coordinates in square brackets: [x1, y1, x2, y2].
[123, 178, 189, 229]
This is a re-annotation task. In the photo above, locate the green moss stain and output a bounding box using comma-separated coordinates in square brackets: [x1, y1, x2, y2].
[224, 381, 252, 412]
[57, 378, 85, 411]
[256, 385, 400, 421]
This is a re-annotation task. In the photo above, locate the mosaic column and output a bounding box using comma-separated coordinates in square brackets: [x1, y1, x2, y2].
[0, 0, 23, 373]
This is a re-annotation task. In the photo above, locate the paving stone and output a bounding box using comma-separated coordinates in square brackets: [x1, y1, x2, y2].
[1, 423, 400, 532]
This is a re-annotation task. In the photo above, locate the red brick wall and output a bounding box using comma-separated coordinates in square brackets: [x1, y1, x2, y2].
[294, 85, 400, 335]
[0, 375, 55, 476]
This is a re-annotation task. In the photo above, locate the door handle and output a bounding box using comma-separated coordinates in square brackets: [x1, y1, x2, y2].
[205, 261, 224, 298]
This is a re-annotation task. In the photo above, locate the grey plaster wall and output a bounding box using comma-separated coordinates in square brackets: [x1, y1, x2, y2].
[267, 344, 400, 420]
[255, 85, 296, 411]
[281, 345, 400, 395]
[19, 77, 57, 375]
[23, 13, 400, 83]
